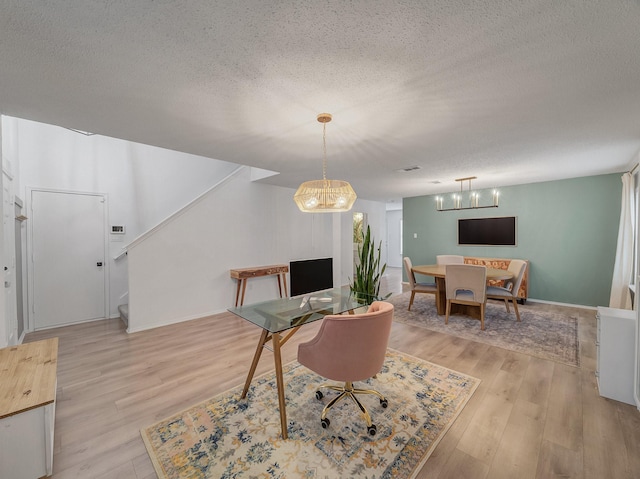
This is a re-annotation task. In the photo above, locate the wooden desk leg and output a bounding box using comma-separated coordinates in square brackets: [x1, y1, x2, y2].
[277, 274, 284, 298]
[239, 279, 248, 306]
[235, 278, 249, 307]
[241, 329, 269, 399]
[272, 331, 288, 440]
[235, 279, 243, 307]
[435, 277, 446, 315]
[281, 274, 288, 297]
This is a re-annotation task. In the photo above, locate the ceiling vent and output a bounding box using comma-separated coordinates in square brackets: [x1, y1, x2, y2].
[396, 165, 421, 172]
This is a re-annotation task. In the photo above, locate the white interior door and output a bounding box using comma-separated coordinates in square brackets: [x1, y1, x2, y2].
[31, 190, 107, 329]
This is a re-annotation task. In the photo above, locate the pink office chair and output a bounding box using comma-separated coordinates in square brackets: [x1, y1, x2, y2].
[297, 301, 394, 436]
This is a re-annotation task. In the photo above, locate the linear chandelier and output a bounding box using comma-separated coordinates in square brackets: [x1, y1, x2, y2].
[294, 113, 357, 213]
[435, 176, 499, 211]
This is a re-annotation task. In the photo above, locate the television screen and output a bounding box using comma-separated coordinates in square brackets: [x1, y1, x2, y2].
[289, 258, 333, 296]
[458, 217, 516, 246]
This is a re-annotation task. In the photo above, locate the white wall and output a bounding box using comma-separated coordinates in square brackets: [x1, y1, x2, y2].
[128, 177, 390, 332]
[127, 167, 338, 331]
[386, 209, 403, 268]
[0, 119, 6, 347]
[0, 117, 20, 347]
[9, 116, 240, 321]
[3, 116, 388, 335]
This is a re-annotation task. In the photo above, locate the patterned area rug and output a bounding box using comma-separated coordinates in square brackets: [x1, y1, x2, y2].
[389, 292, 579, 367]
[141, 349, 479, 479]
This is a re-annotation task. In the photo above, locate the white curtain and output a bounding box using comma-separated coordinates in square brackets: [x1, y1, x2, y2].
[609, 172, 635, 309]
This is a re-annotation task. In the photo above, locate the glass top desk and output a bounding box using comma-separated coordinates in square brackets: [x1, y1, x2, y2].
[228, 286, 374, 439]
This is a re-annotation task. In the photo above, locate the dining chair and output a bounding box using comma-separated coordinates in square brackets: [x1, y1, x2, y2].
[487, 259, 527, 321]
[297, 301, 394, 436]
[445, 264, 488, 330]
[437, 254, 465, 265]
[403, 257, 437, 310]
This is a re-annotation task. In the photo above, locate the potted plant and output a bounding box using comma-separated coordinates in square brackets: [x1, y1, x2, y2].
[350, 225, 389, 300]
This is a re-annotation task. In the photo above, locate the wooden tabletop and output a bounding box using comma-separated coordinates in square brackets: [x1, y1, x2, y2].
[230, 264, 288, 279]
[413, 264, 513, 281]
[0, 338, 58, 419]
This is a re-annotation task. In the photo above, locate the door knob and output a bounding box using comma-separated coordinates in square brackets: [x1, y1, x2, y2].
[97, 262, 103, 267]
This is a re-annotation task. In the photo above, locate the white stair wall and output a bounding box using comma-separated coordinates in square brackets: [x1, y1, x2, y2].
[126, 166, 336, 333]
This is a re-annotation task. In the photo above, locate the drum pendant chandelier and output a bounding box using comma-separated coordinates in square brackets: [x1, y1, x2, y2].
[294, 113, 357, 213]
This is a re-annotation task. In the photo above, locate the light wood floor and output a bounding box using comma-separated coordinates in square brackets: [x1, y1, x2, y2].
[25, 267, 640, 478]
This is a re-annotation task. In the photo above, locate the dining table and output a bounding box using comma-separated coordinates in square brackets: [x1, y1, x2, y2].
[412, 264, 513, 316]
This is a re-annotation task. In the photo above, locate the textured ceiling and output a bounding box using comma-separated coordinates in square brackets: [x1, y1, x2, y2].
[1, 1, 640, 203]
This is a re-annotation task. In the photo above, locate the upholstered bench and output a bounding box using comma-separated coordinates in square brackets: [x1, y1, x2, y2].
[463, 257, 529, 302]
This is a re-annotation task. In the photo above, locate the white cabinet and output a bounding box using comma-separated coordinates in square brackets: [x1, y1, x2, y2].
[596, 306, 636, 405]
[0, 338, 58, 478]
[0, 402, 56, 478]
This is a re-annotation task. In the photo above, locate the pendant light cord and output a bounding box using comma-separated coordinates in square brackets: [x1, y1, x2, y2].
[322, 122, 327, 181]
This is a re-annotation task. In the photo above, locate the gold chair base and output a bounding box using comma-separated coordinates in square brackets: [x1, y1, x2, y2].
[317, 381, 387, 430]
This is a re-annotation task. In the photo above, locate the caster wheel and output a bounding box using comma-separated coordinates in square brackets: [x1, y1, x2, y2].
[380, 398, 388, 408]
[367, 424, 377, 436]
[315, 390, 324, 400]
[321, 418, 330, 429]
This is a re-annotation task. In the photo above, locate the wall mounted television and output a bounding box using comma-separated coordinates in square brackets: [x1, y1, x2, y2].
[289, 257, 333, 296]
[458, 216, 517, 246]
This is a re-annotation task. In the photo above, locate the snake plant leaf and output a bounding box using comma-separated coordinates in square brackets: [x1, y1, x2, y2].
[350, 225, 389, 300]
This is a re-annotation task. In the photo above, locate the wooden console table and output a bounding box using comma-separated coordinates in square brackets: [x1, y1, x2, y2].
[0, 338, 58, 479]
[230, 264, 289, 306]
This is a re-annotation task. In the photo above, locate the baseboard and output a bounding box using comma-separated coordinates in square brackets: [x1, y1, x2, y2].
[31, 316, 111, 332]
[526, 298, 596, 310]
[126, 307, 229, 334]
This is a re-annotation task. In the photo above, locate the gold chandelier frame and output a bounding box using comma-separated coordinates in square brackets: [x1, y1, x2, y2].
[294, 113, 357, 213]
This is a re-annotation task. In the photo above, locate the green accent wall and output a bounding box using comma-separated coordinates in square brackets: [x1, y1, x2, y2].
[403, 174, 622, 306]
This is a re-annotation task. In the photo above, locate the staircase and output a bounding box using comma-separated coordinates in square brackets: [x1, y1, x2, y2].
[118, 304, 129, 326]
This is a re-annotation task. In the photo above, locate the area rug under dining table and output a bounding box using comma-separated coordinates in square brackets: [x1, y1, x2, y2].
[388, 292, 580, 367]
[141, 348, 479, 479]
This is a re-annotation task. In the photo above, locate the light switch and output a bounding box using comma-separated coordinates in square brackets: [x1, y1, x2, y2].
[413, 233, 418, 239]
